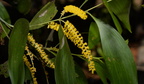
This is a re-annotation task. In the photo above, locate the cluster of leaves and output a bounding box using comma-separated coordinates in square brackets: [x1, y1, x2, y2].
[0, 0, 138, 84]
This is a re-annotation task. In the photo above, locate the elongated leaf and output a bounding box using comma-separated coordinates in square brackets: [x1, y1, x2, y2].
[94, 60, 108, 84]
[8, 18, 29, 84]
[102, 0, 122, 33]
[55, 28, 76, 84]
[103, 0, 131, 32]
[17, 0, 32, 14]
[0, 2, 11, 38]
[88, 22, 100, 49]
[89, 14, 138, 84]
[30, 1, 57, 30]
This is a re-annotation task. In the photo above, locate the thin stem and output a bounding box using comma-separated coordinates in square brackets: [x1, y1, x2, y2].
[85, 0, 112, 12]
[30, 14, 75, 28]
[0, 17, 14, 28]
[80, 0, 88, 8]
[42, 64, 49, 84]
[85, 3, 103, 12]
[54, 43, 60, 48]
[72, 53, 87, 61]
[30, 1, 107, 28]
[44, 48, 57, 56]
[72, 53, 83, 57]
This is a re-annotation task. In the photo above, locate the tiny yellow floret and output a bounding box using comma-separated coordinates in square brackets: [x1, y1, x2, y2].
[48, 22, 60, 31]
[63, 5, 88, 20]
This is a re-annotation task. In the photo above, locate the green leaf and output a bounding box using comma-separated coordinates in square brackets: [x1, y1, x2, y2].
[88, 22, 100, 49]
[94, 60, 108, 84]
[8, 18, 29, 84]
[103, 0, 131, 32]
[0, 2, 11, 38]
[75, 63, 88, 84]
[55, 28, 76, 84]
[17, 0, 32, 14]
[89, 14, 138, 84]
[0, 2, 11, 23]
[30, 1, 57, 30]
[102, 0, 122, 33]
[0, 22, 9, 38]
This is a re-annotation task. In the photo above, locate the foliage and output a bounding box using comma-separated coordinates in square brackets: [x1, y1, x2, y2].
[0, 0, 138, 84]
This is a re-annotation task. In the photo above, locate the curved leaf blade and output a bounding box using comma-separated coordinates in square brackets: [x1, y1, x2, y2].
[8, 18, 29, 84]
[89, 14, 138, 84]
[102, 0, 122, 33]
[30, 1, 57, 30]
[0, 2, 11, 38]
[103, 0, 131, 32]
[55, 28, 76, 84]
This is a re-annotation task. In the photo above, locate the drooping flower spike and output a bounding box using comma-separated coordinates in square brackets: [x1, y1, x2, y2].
[63, 20, 95, 73]
[62, 5, 88, 20]
[27, 33, 55, 68]
[23, 55, 37, 84]
[47, 21, 96, 74]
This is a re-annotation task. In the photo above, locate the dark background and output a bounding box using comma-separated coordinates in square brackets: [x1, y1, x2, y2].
[0, 0, 144, 84]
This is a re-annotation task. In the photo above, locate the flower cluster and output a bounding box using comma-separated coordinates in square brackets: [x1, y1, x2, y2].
[47, 22, 60, 31]
[63, 20, 95, 73]
[47, 21, 95, 73]
[27, 33, 55, 68]
[23, 55, 37, 84]
[63, 5, 88, 20]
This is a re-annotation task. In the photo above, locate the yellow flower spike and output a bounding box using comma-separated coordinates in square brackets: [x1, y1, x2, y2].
[23, 55, 38, 84]
[63, 20, 96, 73]
[47, 21, 95, 73]
[27, 33, 55, 69]
[63, 5, 88, 20]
